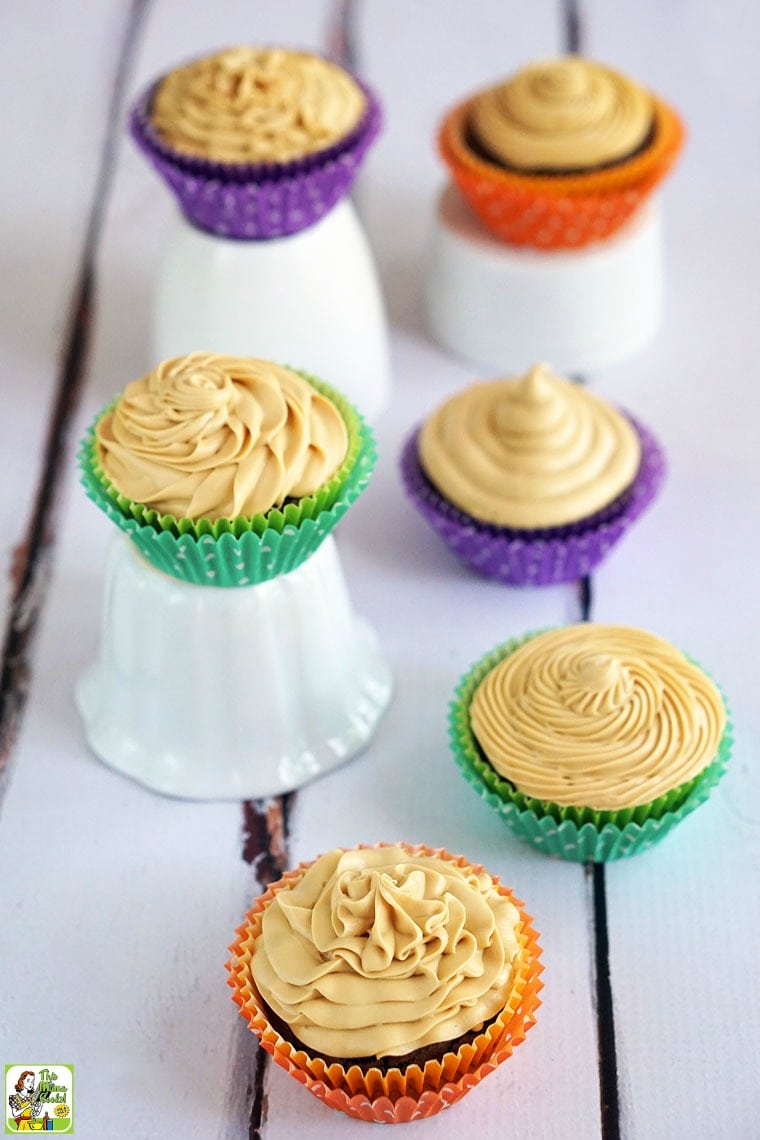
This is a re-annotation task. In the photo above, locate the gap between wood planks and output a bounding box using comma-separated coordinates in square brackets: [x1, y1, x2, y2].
[241, 796, 294, 1139]
[564, 0, 623, 1128]
[0, 0, 150, 808]
[562, 0, 624, 1124]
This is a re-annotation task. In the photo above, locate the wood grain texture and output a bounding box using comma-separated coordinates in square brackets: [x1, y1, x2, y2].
[0, 1, 146, 784]
[561, 9, 622, 1137]
[271, 7, 603, 1133]
[241, 796, 293, 1139]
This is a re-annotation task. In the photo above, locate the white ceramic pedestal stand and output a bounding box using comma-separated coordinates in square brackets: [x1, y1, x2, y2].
[426, 184, 664, 374]
[153, 200, 391, 421]
[76, 535, 393, 800]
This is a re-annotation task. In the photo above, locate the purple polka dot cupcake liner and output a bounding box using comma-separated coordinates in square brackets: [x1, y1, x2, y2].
[399, 414, 666, 587]
[129, 75, 382, 240]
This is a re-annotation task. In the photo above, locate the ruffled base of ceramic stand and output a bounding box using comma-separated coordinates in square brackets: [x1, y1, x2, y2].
[426, 184, 663, 374]
[76, 534, 392, 799]
[153, 200, 391, 421]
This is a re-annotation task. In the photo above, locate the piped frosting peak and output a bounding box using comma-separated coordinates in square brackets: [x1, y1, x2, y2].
[418, 363, 641, 528]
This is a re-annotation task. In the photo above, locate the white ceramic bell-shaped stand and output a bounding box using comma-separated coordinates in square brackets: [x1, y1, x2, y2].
[426, 184, 664, 375]
[153, 200, 391, 421]
[76, 535, 393, 800]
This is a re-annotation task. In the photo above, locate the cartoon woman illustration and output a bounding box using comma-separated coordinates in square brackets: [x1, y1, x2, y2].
[7, 1072, 49, 1131]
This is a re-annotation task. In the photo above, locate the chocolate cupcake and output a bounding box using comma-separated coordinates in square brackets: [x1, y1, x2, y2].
[439, 56, 684, 248]
[80, 352, 374, 585]
[227, 843, 542, 1122]
[400, 362, 665, 586]
[451, 626, 732, 861]
[130, 45, 382, 238]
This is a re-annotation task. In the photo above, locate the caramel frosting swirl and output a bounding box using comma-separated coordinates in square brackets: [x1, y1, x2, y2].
[470, 626, 726, 811]
[418, 363, 640, 528]
[469, 56, 653, 172]
[252, 847, 522, 1059]
[151, 46, 366, 163]
[96, 353, 348, 521]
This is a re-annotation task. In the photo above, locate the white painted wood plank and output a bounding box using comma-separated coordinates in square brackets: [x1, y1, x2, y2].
[579, 4, 760, 1136]
[0, 578, 255, 1139]
[265, 3, 603, 1136]
[0, 1, 129, 626]
[0, 397, 261, 1137]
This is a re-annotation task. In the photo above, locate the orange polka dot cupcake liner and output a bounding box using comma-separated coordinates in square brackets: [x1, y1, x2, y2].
[439, 95, 685, 250]
[226, 842, 543, 1124]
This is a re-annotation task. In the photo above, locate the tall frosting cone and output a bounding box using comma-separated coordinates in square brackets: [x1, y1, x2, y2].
[418, 362, 641, 528]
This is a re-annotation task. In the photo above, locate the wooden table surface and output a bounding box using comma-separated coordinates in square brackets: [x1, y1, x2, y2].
[1, 3, 758, 1138]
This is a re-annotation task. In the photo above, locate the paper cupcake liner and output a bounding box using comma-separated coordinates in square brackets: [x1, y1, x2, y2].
[450, 631, 733, 862]
[226, 842, 543, 1123]
[400, 414, 665, 587]
[80, 374, 375, 587]
[439, 95, 685, 249]
[130, 76, 382, 239]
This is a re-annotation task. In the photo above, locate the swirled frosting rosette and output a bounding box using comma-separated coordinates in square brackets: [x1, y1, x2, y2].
[96, 354, 349, 520]
[400, 363, 666, 587]
[450, 628, 733, 862]
[150, 47, 366, 164]
[130, 46, 382, 238]
[227, 843, 542, 1122]
[469, 57, 653, 174]
[80, 352, 375, 586]
[439, 56, 685, 249]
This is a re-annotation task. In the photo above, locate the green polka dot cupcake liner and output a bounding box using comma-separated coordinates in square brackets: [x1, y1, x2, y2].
[79, 373, 375, 587]
[449, 631, 733, 862]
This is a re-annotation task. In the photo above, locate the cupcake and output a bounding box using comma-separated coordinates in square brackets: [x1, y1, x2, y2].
[400, 362, 665, 586]
[451, 625, 732, 862]
[130, 45, 382, 239]
[80, 351, 375, 586]
[227, 843, 542, 1122]
[439, 55, 685, 249]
